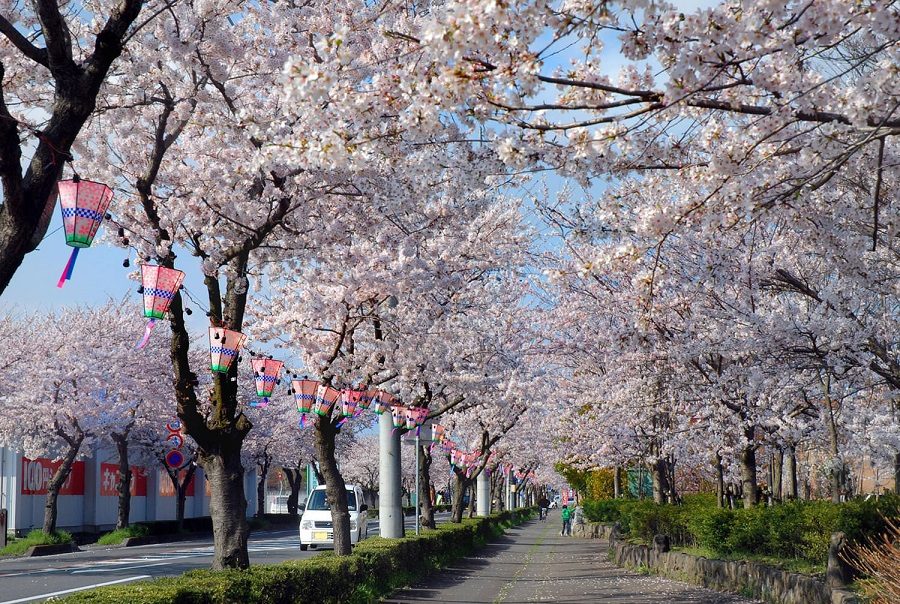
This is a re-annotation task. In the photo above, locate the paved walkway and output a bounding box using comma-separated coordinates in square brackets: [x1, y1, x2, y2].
[383, 512, 762, 603]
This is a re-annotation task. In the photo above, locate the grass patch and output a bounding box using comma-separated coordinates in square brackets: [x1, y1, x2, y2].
[96, 524, 149, 546]
[0, 529, 73, 556]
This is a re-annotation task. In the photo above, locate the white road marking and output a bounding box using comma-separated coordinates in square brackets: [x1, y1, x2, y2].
[71, 562, 171, 573]
[0, 575, 152, 604]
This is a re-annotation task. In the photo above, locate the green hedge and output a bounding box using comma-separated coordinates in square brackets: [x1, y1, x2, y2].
[583, 494, 899, 564]
[60, 508, 533, 604]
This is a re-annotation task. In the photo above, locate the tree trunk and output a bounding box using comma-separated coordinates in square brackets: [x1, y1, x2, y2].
[715, 453, 725, 508]
[450, 470, 469, 523]
[314, 414, 351, 555]
[171, 462, 198, 532]
[256, 454, 270, 518]
[894, 451, 900, 495]
[201, 451, 247, 569]
[42, 441, 83, 534]
[419, 443, 435, 529]
[771, 450, 783, 504]
[466, 482, 477, 518]
[284, 467, 302, 515]
[111, 431, 132, 530]
[650, 458, 669, 505]
[785, 445, 799, 499]
[491, 471, 505, 511]
[740, 433, 759, 508]
[613, 465, 622, 499]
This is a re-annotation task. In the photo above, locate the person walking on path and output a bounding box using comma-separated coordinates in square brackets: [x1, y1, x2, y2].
[560, 504, 572, 536]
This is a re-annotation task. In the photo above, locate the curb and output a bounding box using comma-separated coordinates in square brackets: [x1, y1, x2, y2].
[25, 543, 80, 556]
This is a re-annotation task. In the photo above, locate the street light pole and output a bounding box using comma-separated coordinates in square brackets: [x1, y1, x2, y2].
[414, 431, 420, 535]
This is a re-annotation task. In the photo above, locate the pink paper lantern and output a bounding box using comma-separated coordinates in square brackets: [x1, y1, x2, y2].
[314, 384, 341, 416]
[292, 378, 318, 426]
[208, 327, 247, 373]
[372, 390, 393, 415]
[341, 389, 364, 418]
[140, 265, 185, 319]
[251, 358, 284, 399]
[431, 424, 446, 442]
[56, 178, 114, 287]
[390, 405, 406, 429]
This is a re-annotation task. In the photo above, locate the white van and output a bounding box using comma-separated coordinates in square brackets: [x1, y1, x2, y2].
[299, 484, 369, 550]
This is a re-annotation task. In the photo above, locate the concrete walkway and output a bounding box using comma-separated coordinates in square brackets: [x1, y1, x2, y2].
[382, 512, 762, 603]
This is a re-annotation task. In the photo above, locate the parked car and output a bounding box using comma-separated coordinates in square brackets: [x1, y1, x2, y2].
[299, 484, 368, 550]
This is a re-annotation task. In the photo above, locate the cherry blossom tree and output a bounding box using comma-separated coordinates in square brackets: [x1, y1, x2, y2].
[0, 0, 146, 295]
[0, 300, 171, 533]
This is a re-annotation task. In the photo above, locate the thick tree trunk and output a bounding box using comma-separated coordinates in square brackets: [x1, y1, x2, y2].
[42, 442, 82, 534]
[466, 483, 477, 518]
[450, 470, 469, 523]
[741, 435, 759, 508]
[201, 451, 247, 569]
[111, 431, 132, 530]
[284, 467, 302, 515]
[314, 414, 351, 555]
[650, 458, 669, 505]
[419, 444, 435, 529]
[491, 471, 505, 511]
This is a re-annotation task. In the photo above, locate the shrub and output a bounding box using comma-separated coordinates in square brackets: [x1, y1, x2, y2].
[0, 529, 73, 556]
[96, 524, 149, 546]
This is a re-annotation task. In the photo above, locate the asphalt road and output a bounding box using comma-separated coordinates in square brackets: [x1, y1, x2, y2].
[0, 514, 446, 603]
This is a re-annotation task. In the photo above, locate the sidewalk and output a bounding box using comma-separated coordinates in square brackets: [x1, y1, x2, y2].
[382, 512, 762, 604]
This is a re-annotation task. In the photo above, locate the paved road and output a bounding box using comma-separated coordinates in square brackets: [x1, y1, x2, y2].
[0, 514, 444, 603]
[383, 513, 763, 604]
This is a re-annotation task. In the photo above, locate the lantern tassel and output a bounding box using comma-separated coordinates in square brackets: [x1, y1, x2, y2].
[335, 418, 347, 428]
[135, 318, 156, 349]
[57, 247, 80, 288]
[300, 413, 306, 427]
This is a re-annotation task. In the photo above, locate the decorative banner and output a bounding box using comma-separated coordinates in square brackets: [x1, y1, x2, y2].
[208, 327, 247, 373]
[100, 463, 148, 497]
[292, 378, 318, 426]
[372, 390, 393, 415]
[56, 178, 114, 288]
[251, 358, 284, 400]
[313, 384, 341, 417]
[20, 458, 85, 496]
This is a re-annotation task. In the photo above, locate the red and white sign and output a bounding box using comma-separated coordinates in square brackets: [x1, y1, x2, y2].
[100, 463, 148, 497]
[21, 457, 85, 496]
[158, 469, 195, 497]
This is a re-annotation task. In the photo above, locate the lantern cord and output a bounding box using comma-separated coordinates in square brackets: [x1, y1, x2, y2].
[56, 247, 79, 288]
[136, 318, 156, 349]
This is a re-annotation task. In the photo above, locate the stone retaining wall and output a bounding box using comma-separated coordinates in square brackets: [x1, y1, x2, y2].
[577, 523, 860, 604]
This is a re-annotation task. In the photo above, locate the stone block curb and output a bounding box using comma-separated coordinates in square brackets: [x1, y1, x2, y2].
[25, 543, 79, 556]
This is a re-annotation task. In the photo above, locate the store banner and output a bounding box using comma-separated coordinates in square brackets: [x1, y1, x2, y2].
[100, 463, 148, 497]
[21, 457, 85, 495]
[158, 469, 195, 497]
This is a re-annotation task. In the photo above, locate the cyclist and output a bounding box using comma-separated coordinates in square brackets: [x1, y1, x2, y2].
[537, 495, 551, 521]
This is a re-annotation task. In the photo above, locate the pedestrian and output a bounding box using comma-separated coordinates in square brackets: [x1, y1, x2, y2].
[560, 504, 572, 536]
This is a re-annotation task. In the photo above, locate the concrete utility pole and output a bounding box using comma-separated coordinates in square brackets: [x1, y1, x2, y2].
[476, 469, 490, 516]
[379, 411, 404, 538]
